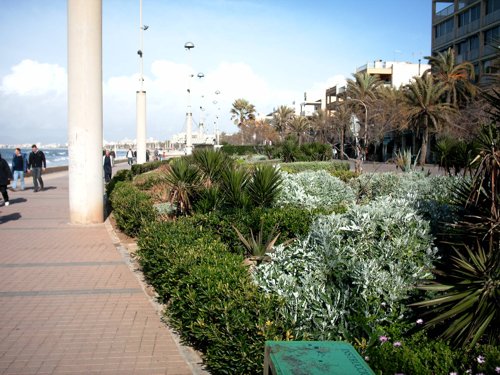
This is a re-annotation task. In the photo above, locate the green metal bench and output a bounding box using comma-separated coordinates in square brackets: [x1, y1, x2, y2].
[264, 341, 374, 375]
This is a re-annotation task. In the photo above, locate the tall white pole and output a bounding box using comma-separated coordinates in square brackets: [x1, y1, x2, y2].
[184, 42, 194, 155]
[68, 0, 104, 224]
[136, 0, 147, 164]
[197, 72, 205, 136]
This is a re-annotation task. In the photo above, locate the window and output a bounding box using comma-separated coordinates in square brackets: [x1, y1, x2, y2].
[459, 11, 469, 27]
[486, 0, 500, 14]
[485, 26, 500, 44]
[470, 4, 480, 21]
[470, 35, 480, 51]
[435, 18, 454, 37]
[457, 40, 469, 54]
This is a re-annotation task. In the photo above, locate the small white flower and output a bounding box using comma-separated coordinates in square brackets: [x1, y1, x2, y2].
[416, 318, 424, 325]
[477, 355, 485, 364]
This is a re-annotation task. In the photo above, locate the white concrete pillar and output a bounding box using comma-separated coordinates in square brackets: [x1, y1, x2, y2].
[67, 0, 104, 224]
[136, 91, 147, 164]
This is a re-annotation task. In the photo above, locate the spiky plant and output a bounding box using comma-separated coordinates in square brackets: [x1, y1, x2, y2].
[192, 148, 231, 186]
[411, 243, 499, 348]
[164, 158, 201, 215]
[246, 165, 282, 208]
[220, 166, 250, 209]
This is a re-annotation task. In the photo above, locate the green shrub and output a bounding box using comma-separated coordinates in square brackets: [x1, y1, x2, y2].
[167, 249, 288, 374]
[110, 181, 156, 237]
[137, 219, 222, 300]
[278, 160, 350, 173]
[221, 144, 268, 156]
[365, 330, 461, 375]
[133, 170, 167, 190]
[131, 159, 169, 175]
[298, 142, 332, 161]
[106, 168, 132, 197]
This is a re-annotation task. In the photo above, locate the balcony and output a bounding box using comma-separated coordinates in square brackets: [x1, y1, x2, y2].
[434, 3, 455, 23]
[457, 19, 480, 37]
[433, 32, 456, 48]
[484, 9, 500, 27]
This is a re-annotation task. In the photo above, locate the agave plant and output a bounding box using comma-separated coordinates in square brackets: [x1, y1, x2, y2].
[233, 221, 291, 264]
[246, 165, 282, 208]
[395, 148, 419, 172]
[164, 158, 201, 215]
[411, 243, 499, 348]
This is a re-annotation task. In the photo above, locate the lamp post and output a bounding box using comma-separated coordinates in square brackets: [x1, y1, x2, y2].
[136, 0, 148, 164]
[214, 90, 220, 147]
[349, 98, 368, 156]
[184, 41, 194, 155]
[197, 72, 205, 137]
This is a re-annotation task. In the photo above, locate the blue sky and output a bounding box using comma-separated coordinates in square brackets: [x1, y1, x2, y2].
[0, 0, 431, 145]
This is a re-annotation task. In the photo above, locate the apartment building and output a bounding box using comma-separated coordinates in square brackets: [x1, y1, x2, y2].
[432, 0, 500, 77]
[324, 60, 429, 117]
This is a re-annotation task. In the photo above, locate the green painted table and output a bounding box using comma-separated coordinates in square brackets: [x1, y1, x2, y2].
[264, 341, 374, 375]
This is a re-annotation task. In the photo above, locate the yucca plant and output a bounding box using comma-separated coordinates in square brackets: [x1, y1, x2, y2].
[192, 148, 231, 186]
[411, 243, 499, 348]
[395, 148, 418, 172]
[164, 157, 201, 215]
[220, 166, 250, 209]
[246, 165, 282, 208]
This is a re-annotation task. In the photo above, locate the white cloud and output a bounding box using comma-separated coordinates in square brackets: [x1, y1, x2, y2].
[1, 59, 67, 96]
[1, 59, 345, 144]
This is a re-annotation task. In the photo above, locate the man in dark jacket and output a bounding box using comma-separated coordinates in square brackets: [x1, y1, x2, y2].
[11, 148, 27, 191]
[28, 144, 46, 192]
[0, 153, 13, 206]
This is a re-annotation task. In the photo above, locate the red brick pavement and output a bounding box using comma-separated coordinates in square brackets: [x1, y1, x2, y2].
[0, 170, 205, 374]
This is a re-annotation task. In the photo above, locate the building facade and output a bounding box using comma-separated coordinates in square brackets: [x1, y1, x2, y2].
[432, 0, 500, 77]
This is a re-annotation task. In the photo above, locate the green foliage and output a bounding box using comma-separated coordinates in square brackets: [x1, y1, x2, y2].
[164, 157, 202, 214]
[105, 168, 132, 197]
[220, 166, 250, 209]
[412, 243, 500, 348]
[280, 136, 301, 162]
[246, 165, 282, 208]
[395, 148, 419, 172]
[365, 329, 461, 374]
[133, 170, 167, 190]
[298, 142, 332, 161]
[131, 160, 170, 175]
[192, 148, 231, 185]
[136, 218, 289, 374]
[192, 185, 224, 213]
[110, 181, 156, 237]
[435, 136, 474, 175]
[221, 144, 268, 156]
[278, 160, 350, 174]
[254, 197, 437, 340]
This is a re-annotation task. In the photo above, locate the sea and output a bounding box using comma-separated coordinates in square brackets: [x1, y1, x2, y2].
[0, 148, 128, 168]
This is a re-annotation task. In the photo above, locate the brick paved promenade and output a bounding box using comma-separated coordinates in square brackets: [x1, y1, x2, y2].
[0, 169, 204, 374]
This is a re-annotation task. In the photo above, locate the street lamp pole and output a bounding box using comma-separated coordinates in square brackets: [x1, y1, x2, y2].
[214, 90, 220, 147]
[136, 0, 148, 164]
[349, 98, 368, 154]
[184, 42, 194, 155]
[197, 72, 205, 137]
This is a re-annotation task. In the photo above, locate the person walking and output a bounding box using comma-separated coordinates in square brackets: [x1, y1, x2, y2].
[103, 149, 114, 183]
[127, 148, 133, 166]
[11, 148, 27, 191]
[0, 153, 13, 206]
[27, 144, 46, 192]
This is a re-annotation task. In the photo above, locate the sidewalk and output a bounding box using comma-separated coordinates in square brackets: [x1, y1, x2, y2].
[0, 170, 204, 374]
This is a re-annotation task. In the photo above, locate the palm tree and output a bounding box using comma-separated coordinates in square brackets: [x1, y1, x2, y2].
[404, 72, 455, 165]
[425, 48, 477, 108]
[230, 98, 256, 143]
[272, 105, 295, 140]
[346, 72, 381, 102]
[309, 109, 331, 143]
[346, 72, 381, 149]
[287, 115, 310, 146]
[329, 102, 353, 160]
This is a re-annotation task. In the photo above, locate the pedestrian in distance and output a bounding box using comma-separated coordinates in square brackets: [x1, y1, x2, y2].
[11, 148, 27, 191]
[127, 148, 133, 166]
[0, 153, 13, 206]
[27, 144, 46, 192]
[103, 149, 114, 183]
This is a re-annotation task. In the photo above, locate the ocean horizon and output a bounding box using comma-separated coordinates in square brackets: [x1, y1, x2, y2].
[0, 147, 128, 168]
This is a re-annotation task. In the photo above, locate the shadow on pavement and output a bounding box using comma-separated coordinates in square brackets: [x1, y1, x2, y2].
[41, 186, 57, 191]
[0, 212, 22, 224]
[9, 197, 28, 204]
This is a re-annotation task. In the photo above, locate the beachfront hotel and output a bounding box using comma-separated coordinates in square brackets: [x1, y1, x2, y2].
[432, 0, 500, 79]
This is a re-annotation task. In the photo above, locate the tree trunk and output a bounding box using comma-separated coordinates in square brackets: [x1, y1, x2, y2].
[340, 127, 345, 160]
[419, 125, 429, 165]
